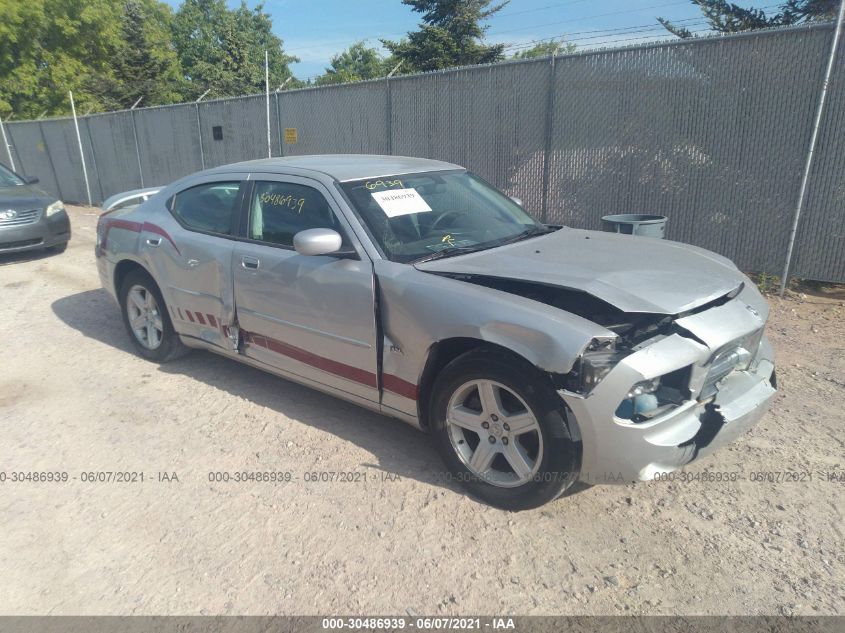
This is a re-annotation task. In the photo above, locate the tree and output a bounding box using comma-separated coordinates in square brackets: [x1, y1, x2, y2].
[0, 0, 125, 118]
[659, 0, 839, 38]
[382, 0, 509, 72]
[88, 0, 184, 110]
[315, 42, 389, 85]
[511, 38, 576, 59]
[171, 0, 300, 99]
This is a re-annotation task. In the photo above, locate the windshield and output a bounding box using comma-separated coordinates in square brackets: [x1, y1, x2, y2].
[0, 164, 23, 187]
[340, 170, 544, 263]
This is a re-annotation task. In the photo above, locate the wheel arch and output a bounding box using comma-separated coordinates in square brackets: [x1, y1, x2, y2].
[416, 337, 555, 430]
[114, 259, 154, 298]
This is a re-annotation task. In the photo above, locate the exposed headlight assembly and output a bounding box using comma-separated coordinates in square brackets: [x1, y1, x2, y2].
[576, 348, 630, 394]
[45, 201, 65, 217]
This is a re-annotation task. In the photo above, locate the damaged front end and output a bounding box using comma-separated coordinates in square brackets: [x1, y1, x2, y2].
[433, 272, 777, 484]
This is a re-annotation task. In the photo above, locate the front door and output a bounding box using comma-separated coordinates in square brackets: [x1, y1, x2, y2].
[232, 175, 379, 403]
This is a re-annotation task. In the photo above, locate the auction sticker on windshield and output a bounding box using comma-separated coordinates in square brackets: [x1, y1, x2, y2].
[371, 188, 432, 217]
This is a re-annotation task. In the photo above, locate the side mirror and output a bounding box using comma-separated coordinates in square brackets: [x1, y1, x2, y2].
[293, 228, 351, 257]
[510, 196, 523, 207]
[22, 175, 39, 185]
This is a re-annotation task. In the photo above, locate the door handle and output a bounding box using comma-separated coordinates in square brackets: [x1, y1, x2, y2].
[241, 256, 260, 270]
[146, 237, 161, 247]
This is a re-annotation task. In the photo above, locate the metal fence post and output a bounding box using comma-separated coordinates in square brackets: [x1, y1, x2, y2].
[129, 108, 144, 187]
[195, 103, 205, 170]
[385, 77, 393, 155]
[83, 117, 104, 203]
[37, 120, 63, 200]
[69, 91, 93, 206]
[780, 0, 845, 295]
[0, 113, 16, 171]
[265, 49, 272, 158]
[275, 90, 283, 157]
[540, 55, 557, 224]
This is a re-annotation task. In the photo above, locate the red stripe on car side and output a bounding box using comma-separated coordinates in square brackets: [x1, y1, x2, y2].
[177, 308, 184, 320]
[383, 374, 419, 401]
[99, 219, 180, 257]
[195, 312, 206, 325]
[207, 314, 218, 328]
[100, 218, 142, 252]
[243, 330, 378, 389]
[141, 222, 181, 255]
[185, 311, 195, 323]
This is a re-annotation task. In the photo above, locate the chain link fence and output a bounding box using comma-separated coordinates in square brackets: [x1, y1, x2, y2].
[1, 23, 843, 282]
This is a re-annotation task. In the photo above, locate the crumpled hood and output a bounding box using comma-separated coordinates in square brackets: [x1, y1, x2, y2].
[416, 228, 745, 314]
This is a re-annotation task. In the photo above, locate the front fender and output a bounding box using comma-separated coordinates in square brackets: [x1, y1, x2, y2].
[374, 261, 615, 418]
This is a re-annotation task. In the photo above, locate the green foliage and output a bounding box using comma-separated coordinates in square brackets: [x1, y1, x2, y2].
[382, 0, 509, 72]
[511, 38, 576, 59]
[0, 0, 301, 118]
[87, 0, 184, 111]
[0, 0, 124, 117]
[315, 42, 390, 86]
[659, 0, 839, 38]
[171, 0, 300, 99]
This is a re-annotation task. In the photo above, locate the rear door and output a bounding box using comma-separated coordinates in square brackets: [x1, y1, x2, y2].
[232, 174, 379, 403]
[146, 174, 247, 351]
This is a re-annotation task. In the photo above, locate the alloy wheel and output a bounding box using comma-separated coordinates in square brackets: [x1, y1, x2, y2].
[445, 379, 544, 488]
[126, 284, 164, 350]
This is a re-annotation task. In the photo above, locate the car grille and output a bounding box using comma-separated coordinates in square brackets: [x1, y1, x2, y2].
[699, 328, 764, 400]
[0, 208, 41, 227]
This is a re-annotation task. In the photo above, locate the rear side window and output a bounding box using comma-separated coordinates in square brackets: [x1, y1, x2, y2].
[249, 181, 340, 247]
[169, 182, 241, 235]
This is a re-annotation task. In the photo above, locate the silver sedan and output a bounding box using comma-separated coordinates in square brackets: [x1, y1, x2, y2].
[95, 155, 776, 510]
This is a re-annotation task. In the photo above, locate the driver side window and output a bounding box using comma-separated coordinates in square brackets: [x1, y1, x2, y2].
[249, 181, 340, 247]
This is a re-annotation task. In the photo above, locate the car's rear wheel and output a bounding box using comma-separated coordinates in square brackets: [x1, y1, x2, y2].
[430, 347, 580, 511]
[119, 269, 188, 362]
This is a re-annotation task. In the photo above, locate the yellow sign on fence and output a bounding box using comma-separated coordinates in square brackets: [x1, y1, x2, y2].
[284, 128, 298, 144]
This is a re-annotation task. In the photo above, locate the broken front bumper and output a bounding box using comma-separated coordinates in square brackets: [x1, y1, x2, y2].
[560, 333, 776, 485]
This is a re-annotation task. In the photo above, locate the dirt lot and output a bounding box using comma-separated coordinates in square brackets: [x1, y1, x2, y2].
[1, 205, 843, 616]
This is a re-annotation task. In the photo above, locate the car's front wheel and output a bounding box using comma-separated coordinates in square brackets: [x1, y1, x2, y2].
[430, 347, 581, 511]
[119, 269, 188, 362]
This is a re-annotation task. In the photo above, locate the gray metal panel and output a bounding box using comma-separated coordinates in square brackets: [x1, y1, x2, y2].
[39, 118, 98, 205]
[86, 111, 142, 203]
[4, 121, 62, 200]
[546, 26, 833, 274]
[134, 105, 204, 187]
[198, 94, 279, 168]
[278, 80, 389, 156]
[792, 35, 845, 282]
[3, 24, 844, 280]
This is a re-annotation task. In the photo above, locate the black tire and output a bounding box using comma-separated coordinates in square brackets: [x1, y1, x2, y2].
[430, 347, 581, 511]
[50, 242, 68, 254]
[119, 268, 189, 362]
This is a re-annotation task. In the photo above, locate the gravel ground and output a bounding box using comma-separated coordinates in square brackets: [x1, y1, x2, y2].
[1, 205, 843, 616]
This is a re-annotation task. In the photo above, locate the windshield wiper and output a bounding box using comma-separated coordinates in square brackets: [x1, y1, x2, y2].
[495, 226, 555, 246]
[412, 227, 555, 265]
[412, 244, 492, 264]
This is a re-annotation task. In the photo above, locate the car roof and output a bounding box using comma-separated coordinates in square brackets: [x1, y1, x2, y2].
[205, 154, 464, 182]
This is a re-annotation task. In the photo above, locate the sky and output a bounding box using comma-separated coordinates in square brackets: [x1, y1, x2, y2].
[162, 0, 776, 79]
